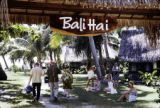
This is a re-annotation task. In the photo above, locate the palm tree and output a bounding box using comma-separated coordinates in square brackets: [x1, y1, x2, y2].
[49, 33, 63, 64]
[93, 36, 105, 76]
[7, 38, 31, 64]
[0, 29, 10, 69]
[6, 24, 49, 66]
[8, 24, 29, 38]
[89, 36, 102, 78]
[102, 30, 120, 71]
[74, 36, 92, 68]
[74, 36, 104, 78]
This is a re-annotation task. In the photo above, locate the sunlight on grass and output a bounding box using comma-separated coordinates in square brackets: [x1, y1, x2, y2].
[0, 72, 160, 108]
[99, 93, 106, 97]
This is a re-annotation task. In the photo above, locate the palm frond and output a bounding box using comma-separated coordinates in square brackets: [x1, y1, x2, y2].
[49, 33, 63, 49]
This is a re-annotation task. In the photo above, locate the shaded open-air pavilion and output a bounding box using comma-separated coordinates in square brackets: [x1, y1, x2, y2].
[0, 0, 159, 37]
[0, 1, 160, 108]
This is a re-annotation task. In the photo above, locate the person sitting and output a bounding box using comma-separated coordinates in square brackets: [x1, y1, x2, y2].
[117, 81, 137, 102]
[85, 76, 101, 92]
[86, 66, 97, 88]
[104, 73, 117, 94]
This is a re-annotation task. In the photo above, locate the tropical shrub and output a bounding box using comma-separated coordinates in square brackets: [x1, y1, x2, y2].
[10, 65, 21, 73]
[139, 70, 160, 99]
[74, 66, 87, 74]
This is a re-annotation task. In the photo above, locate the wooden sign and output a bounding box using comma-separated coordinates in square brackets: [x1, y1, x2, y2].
[50, 15, 117, 36]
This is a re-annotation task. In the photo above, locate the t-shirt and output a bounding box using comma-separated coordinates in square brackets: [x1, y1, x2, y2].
[87, 70, 96, 79]
[30, 67, 44, 83]
[112, 66, 119, 72]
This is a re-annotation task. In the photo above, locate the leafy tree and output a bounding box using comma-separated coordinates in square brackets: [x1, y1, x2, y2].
[6, 24, 48, 67]
[8, 24, 29, 38]
[49, 33, 63, 64]
[74, 37, 92, 68]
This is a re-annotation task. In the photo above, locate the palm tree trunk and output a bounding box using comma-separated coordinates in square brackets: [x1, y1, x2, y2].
[2, 54, 8, 69]
[89, 37, 102, 79]
[53, 50, 57, 62]
[37, 53, 42, 66]
[103, 33, 110, 72]
[49, 49, 53, 61]
[98, 46, 105, 76]
[86, 51, 92, 69]
[103, 33, 109, 60]
[29, 60, 34, 69]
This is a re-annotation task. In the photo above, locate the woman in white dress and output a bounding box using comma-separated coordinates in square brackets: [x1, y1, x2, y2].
[117, 81, 137, 102]
[104, 73, 117, 94]
[86, 66, 96, 88]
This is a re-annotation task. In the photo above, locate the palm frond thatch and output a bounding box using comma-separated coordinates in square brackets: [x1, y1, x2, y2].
[118, 19, 160, 46]
[10, 14, 50, 25]
[119, 27, 160, 62]
[0, 0, 9, 27]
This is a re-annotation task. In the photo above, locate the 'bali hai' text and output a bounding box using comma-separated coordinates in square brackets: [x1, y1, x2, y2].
[59, 17, 108, 32]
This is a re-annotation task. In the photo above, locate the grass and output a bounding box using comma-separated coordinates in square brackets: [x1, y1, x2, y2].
[0, 71, 160, 108]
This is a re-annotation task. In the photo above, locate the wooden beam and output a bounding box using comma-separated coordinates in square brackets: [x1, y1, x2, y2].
[8, 0, 160, 16]
[9, 12, 160, 20]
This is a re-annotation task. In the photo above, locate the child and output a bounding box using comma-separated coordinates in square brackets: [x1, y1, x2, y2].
[104, 73, 117, 94]
[86, 77, 101, 92]
[61, 65, 73, 98]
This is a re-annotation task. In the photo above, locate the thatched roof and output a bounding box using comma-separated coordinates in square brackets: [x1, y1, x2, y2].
[118, 27, 160, 62]
[0, 0, 160, 37]
[1, 0, 159, 23]
[7, 0, 160, 22]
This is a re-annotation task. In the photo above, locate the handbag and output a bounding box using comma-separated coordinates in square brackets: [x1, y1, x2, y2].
[25, 85, 33, 94]
[44, 76, 49, 83]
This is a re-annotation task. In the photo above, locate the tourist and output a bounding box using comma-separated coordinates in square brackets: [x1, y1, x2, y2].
[85, 76, 101, 92]
[22, 62, 28, 75]
[47, 61, 60, 102]
[86, 66, 97, 88]
[28, 63, 44, 102]
[117, 81, 137, 102]
[61, 64, 73, 98]
[111, 63, 120, 86]
[104, 73, 117, 94]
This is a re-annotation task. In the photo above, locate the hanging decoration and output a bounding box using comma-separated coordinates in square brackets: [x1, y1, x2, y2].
[0, 0, 9, 28]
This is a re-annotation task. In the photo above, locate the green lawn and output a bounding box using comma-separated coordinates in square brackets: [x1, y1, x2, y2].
[0, 71, 160, 108]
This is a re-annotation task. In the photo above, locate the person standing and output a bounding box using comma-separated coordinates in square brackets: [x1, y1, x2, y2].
[111, 63, 120, 87]
[22, 62, 28, 75]
[61, 64, 73, 98]
[47, 62, 60, 102]
[28, 63, 44, 102]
